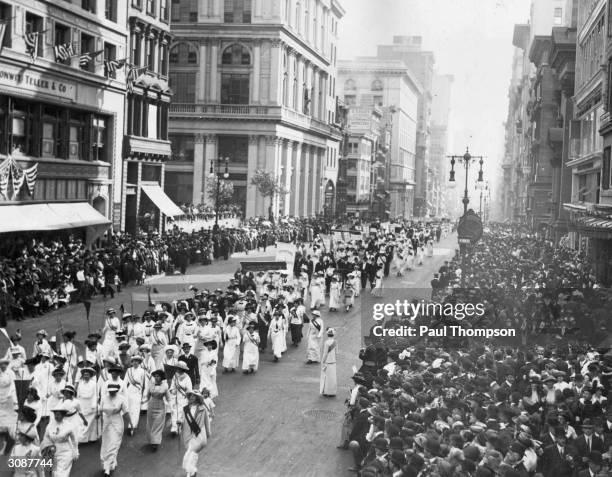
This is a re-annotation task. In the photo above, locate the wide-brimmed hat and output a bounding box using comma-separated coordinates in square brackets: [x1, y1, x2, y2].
[203, 340, 218, 350]
[80, 367, 96, 377]
[35, 329, 48, 337]
[173, 361, 189, 372]
[327, 328, 335, 337]
[107, 383, 121, 393]
[130, 355, 143, 362]
[51, 366, 66, 376]
[18, 426, 38, 441]
[186, 390, 203, 403]
[62, 384, 76, 395]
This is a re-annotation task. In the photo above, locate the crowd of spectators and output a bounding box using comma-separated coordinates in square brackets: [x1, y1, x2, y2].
[343, 224, 612, 476]
[0, 217, 332, 323]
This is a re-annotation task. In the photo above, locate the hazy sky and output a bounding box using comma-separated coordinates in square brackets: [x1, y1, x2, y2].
[337, 0, 531, 188]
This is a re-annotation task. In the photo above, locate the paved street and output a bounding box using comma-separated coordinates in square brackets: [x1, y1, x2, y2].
[3, 235, 456, 477]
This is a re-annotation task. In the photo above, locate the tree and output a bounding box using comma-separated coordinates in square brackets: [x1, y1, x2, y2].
[250, 169, 288, 222]
[206, 176, 234, 208]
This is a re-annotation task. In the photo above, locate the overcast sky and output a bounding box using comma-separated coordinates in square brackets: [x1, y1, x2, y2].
[337, 0, 531, 190]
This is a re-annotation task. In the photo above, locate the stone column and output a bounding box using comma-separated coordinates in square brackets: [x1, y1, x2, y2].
[312, 67, 319, 119]
[315, 148, 323, 214]
[266, 136, 282, 217]
[296, 56, 304, 113]
[252, 41, 261, 104]
[210, 41, 219, 102]
[291, 142, 302, 217]
[308, 147, 318, 215]
[246, 135, 259, 218]
[198, 42, 207, 101]
[287, 48, 296, 109]
[301, 145, 311, 216]
[281, 140, 293, 216]
[203, 134, 217, 206]
[192, 134, 205, 204]
[269, 40, 283, 105]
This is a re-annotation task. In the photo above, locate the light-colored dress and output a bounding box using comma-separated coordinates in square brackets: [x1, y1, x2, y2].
[181, 404, 211, 477]
[426, 240, 434, 257]
[124, 367, 147, 430]
[198, 348, 218, 398]
[41, 419, 78, 477]
[306, 318, 324, 362]
[170, 373, 192, 433]
[100, 394, 128, 474]
[329, 281, 342, 309]
[320, 338, 338, 396]
[146, 381, 170, 445]
[10, 442, 42, 477]
[222, 325, 242, 370]
[0, 369, 17, 437]
[242, 331, 260, 371]
[77, 378, 99, 443]
[268, 317, 286, 359]
[309, 277, 324, 309]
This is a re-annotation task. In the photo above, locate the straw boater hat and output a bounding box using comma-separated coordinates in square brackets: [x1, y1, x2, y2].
[130, 355, 143, 362]
[36, 329, 48, 337]
[80, 367, 96, 377]
[174, 361, 189, 372]
[62, 384, 76, 395]
[186, 390, 203, 403]
[327, 328, 336, 337]
[139, 344, 151, 352]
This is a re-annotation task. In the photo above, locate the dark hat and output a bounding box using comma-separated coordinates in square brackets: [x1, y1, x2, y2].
[62, 384, 76, 395]
[582, 418, 595, 428]
[51, 366, 66, 376]
[508, 441, 526, 455]
[151, 369, 166, 379]
[373, 437, 388, 451]
[203, 340, 218, 350]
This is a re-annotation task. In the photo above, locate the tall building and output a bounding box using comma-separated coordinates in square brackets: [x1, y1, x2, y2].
[338, 58, 421, 219]
[376, 36, 435, 218]
[121, 0, 174, 234]
[167, 0, 345, 219]
[0, 0, 127, 241]
[430, 74, 453, 217]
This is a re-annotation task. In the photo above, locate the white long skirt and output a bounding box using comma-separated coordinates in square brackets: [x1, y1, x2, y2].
[126, 386, 142, 430]
[242, 341, 259, 370]
[222, 341, 240, 369]
[100, 413, 124, 473]
[182, 434, 206, 476]
[320, 363, 337, 395]
[270, 331, 285, 358]
[306, 335, 322, 362]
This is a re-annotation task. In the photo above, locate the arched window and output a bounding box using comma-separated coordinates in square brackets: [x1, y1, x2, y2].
[371, 79, 383, 91]
[344, 79, 356, 91]
[221, 43, 251, 65]
[169, 43, 198, 65]
[220, 44, 251, 105]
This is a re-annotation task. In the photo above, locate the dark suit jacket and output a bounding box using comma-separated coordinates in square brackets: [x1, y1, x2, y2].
[574, 434, 605, 459]
[348, 410, 369, 449]
[539, 444, 575, 477]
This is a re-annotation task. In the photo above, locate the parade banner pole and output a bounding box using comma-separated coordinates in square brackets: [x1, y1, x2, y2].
[83, 300, 92, 335]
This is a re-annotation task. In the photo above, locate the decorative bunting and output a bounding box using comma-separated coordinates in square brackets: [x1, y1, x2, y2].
[54, 43, 75, 62]
[24, 164, 38, 196]
[0, 156, 38, 200]
[24, 31, 42, 60]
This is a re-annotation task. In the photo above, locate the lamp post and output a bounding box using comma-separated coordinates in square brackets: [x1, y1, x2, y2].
[448, 148, 484, 215]
[210, 156, 229, 232]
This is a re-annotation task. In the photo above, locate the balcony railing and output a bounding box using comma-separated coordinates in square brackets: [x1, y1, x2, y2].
[170, 103, 333, 135]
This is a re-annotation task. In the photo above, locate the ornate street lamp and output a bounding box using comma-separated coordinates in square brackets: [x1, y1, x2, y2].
[448, 148, 484, 215]
[210, 156, 229, 232]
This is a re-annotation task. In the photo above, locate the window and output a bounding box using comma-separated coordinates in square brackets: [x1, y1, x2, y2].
[371, 79, 383, 91]
[170, 134, 194, 162]
[131, 32, 142, 67]
[147, 0, 156, 16]
[82, 0, 96, 13]
[68, 111, 86, 160]
[159, 43, 168, 75]
[373, 95, 383, 106]
[54, 23, 71, 65]
[25, 12, 44, 58]
[218, 136, 248, 163]
[170, 43, 198, 65]
[105, 0, 117, 22]
[554, 7, 563, 25]
[221, 43, 250, 65]
[221, 74, 249, 104]
[344, 95, 356, 106]
[295, 2, 301, 32]
[146, 37, 154, 70]
[41, 106, 64, 158]
[10, 100, 37, 156]
[92, 116, 108, 162]
[133, 0, 143, 8]
[604, 147, 611, 190]
[285, 0, 290, 23]
[0, 2, 12, 49]
[169, 72, 196, 102]
[103, 42, 117, 78]
[148, 104, 158, 139]
[224, 0, 252, 23]
[80, 33, 96, 72]
[160, 0, 168, 20]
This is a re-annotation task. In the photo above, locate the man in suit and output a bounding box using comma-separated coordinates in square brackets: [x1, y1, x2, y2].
[538, 428, 575, 477]
[347, 399, 376, 473]
[575, 419, 605, 468]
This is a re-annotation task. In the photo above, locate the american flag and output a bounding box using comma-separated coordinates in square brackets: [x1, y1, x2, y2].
[54, 43, 75, 62]
[0, 22, 6, 54]
[24, 31, 41, 59]
[79, 49, 103, 68]
[104, 58, 125, 76]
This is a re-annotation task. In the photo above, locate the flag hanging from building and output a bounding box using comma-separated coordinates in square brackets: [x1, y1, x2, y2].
[24, 31, 42, 60]
[126, 65, 147, 94]
[24, 163, 38, 196]
[79, 49, 103, 68]
[0, 156, 38, 200]
[104, 58, 125, 76]
[54, 43, 74, 62]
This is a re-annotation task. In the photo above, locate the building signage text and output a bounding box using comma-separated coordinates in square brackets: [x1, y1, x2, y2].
[0, 67, 76, 101]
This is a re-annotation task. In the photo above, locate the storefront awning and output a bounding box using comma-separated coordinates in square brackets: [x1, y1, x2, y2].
[0, 202, 111, 233]
[141, 184, 184, 217]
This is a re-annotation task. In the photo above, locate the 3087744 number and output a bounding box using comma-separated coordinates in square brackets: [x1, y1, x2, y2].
[7, 458, 54, 468]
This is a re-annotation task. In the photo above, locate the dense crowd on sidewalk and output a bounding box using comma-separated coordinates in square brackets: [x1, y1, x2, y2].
[0, 217, 332, 324]
[340, 224, 612, 477]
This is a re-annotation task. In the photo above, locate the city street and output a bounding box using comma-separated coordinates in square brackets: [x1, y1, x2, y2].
[3, 234, 456, 476]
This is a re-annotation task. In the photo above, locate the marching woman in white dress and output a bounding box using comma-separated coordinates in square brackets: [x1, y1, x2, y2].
[59, 384, 88, 448]
[139, 344, 156, 411]
[76, 367, 99, 443]
[350, 270, 361, 297]
[416, 245, 424, 266]
[99, 383, 132, 477]
[242, 321, 260, 374]
[145, 369, 170, 451]
[268, 311, 286, 362]
[198, 340, 219, 399]
[0, 357, 17, 453]
[46, 367, 67, 428]
[150, 322, 168, 369]
[100, 308, 121, 359]
[306, 310, 324, 364]
[320, 328, 338, 397]
[41, 402, 79, 477]
[426, 238, 434, 257]
[59, 332, 78, 384]
[328, 276, 342, 312]
[309, 272, 325, 310]
[181, 390, 211, 477]
[403, 248, 414, 273]
[222, 316, 241, 373]
[124, 355, 147, 434]
[392, 248, 404, 277]
[372, 267, 384, 297]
